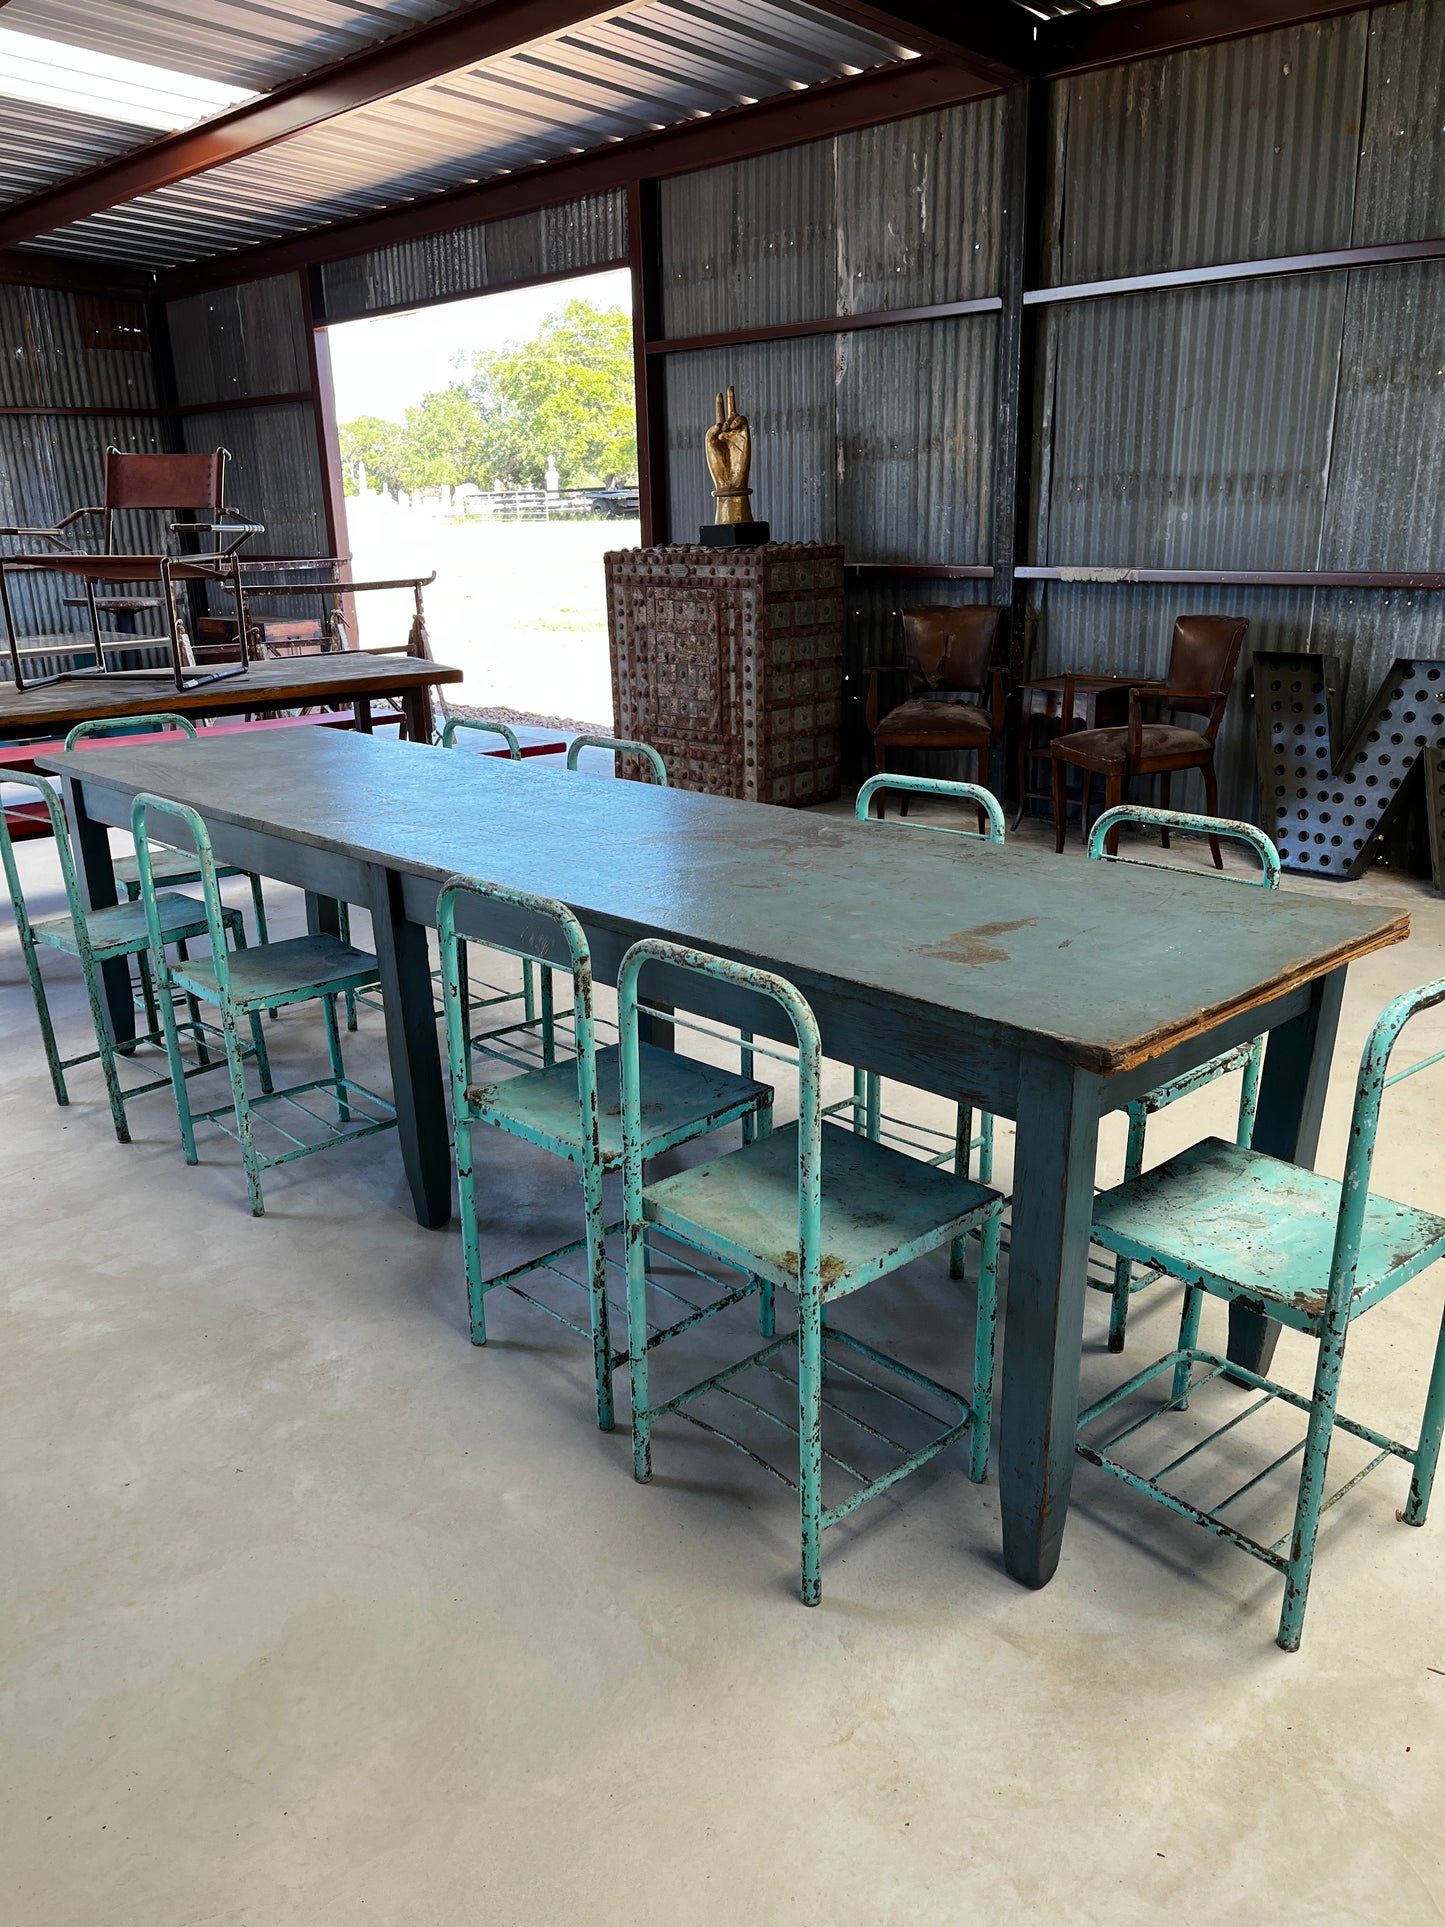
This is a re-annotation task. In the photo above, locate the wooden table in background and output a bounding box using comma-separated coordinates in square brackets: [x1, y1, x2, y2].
[0, 650, 462, 746]
[40, 731, 1409, 1594]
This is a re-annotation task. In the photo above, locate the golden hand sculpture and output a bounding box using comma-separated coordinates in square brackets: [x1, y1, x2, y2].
[704, 385, 753, 524]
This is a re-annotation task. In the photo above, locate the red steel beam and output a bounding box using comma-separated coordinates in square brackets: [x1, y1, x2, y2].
[1044, 0, 1381, 75]
[162, 58, 1000, 299]
[795, 2, 1036, 82]
[0, 0, 630, 252]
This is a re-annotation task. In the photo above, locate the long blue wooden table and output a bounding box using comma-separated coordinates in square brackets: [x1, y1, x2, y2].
[40, 731, 1409, 1591]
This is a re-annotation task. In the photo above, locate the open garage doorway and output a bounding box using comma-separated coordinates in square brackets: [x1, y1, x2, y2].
[325, 268, 637, 732]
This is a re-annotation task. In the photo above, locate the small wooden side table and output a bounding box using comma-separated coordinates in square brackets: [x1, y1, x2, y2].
[1015, 673, 1157, 833]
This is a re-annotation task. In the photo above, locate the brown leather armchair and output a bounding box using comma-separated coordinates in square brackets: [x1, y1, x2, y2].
[1050, 614, 1248, 866]
[864, 605, 1007, 822]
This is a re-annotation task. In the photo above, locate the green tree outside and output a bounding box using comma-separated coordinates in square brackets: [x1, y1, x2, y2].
[336, 299, 637, 497]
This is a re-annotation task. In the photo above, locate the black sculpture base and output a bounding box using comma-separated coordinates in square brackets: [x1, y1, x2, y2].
[698, 521, 771, 548]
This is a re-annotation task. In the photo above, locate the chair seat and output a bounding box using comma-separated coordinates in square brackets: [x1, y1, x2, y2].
[465, 1042, 770, 1171]
[114, 845, 245, 889]
[32, 890, 215, 959]
[875, 697, 991, 744]
[643, 1120, 997, 1297]
[1092, 1136, 1445, 1330]
[1054, 723, 1210, 768]
[175, 933, 379, 1008]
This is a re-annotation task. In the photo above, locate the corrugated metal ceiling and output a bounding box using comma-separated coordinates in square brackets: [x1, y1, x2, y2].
[1, 0, 470, 92]
[14, 0, 915, 266]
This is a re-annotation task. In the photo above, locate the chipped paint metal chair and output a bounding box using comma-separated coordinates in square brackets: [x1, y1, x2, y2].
[564, 733, 668, 785]
[1087, 804, 1282, 1352]
[132, 794, 395, 1216]
[1077, 976, 1445, 1651]
[618, 938, 1004, 1605]
[65, 713, 271, 947]
[438, 876, 772, 1433]
[0, 768, 249, 1142]
[839, 773, 1003, 1198]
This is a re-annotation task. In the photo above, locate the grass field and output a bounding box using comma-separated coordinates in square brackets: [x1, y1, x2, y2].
[344, 494, 636, 727]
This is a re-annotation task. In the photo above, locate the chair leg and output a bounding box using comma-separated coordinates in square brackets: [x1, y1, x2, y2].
[540, 966, 556, 1067]
[1109, 1102, 1150, 1353]
[136, 948, 160, 1038]
[77, 946, 129, 1144]
[20, 935, 69, 1107]
[1102, 774, 1124, 854]
[220, 1008, 265, 1217]
[1158, 771, 1172, 847]
[1236, 1037, 1266, 1147]
[1276, 1321, 1349, 1652]
[969, 1204, 1002, 1483]
[1171, 1287, 1205, 1407]
[951, 1101, 973, 1277]
[322, 994, 351, 1123]
[864, 1071, 881, 1142]
[798, 1287, 825, 1605]
[455, 1116, 489, 1346]
[580, 1144, 616, 1433]
[977, 1110, 994, 1186]
[1202, 761, 1224, 869]
[1052, 756, 1069, 854]
[175, 937, 211, 1069]
[1400, 1297, 1445, 1527]
[154, 959, 198, 1165]
[755, 1100, 776, 1338]
[627, 1216, 653, 1483]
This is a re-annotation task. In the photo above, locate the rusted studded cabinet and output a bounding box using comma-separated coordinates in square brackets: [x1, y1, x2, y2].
[604, 543, 844, 804]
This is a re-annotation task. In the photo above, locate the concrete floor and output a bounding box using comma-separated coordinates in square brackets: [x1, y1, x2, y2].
[4, 778, 1445, 1925]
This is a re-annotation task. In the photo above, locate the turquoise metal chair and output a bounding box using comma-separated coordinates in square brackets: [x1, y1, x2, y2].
[565, 734, 668, 784]
[0, 768, 248, 1142]
[131, 793, 396, 1216]
[1086, 805, 1281, 1351]
[618, 937, 1004, 1605]
[846, 773, 1004, 1190]
[1077, 976, 1445, 1651]
[65, 714, 271, 947]
[438, 875, 773, 1432]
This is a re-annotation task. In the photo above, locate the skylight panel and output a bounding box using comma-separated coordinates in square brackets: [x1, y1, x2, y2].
[0, 27, 255, 132]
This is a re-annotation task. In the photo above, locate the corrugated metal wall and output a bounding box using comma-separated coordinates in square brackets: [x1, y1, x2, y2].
[658, 99, 1006, 721]
[317, 190, 628, 323]
[165, 273, 328, 614]
[0, 283, 164, 652]
[1033, 0, 1445, 814]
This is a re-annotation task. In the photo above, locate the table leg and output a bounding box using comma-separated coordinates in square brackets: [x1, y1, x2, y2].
[352, 699, 373, 734]
[1227, 966, 1347, 1375]
[999, 1053, 1102, 1588]
[400, 688, 430, 743]
[63, 776, 135, 1047]
[366, 863, 451, 1228]
[305, 892, 342, 939]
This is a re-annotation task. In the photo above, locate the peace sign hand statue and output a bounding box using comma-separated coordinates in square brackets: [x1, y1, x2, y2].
[704, 384, 754, 525]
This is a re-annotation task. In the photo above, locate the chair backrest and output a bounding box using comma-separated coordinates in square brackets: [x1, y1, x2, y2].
[1163, 616, 1248, 738]
[900, 606, 1004, 695]
[854, 774, 1005, 844]
[0, 768, 86, 944]
[64, 710, 198, 751]
[130, 794, 231, 992]
[1087, 805, 1280, 887]
[1328, 977, 1445, 1317]
[436, 874, 597, 1143]
[101, 448, 229, 554]
[618, 938, 823, 1292]
[565, 734, 668, 785]
[440, 716, 521, 759]
[104, 449, 226, 515]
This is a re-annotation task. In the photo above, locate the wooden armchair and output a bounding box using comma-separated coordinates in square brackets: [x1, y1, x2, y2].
[1050, 615, 1248, 866]
[864, 606, 1007, 824]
